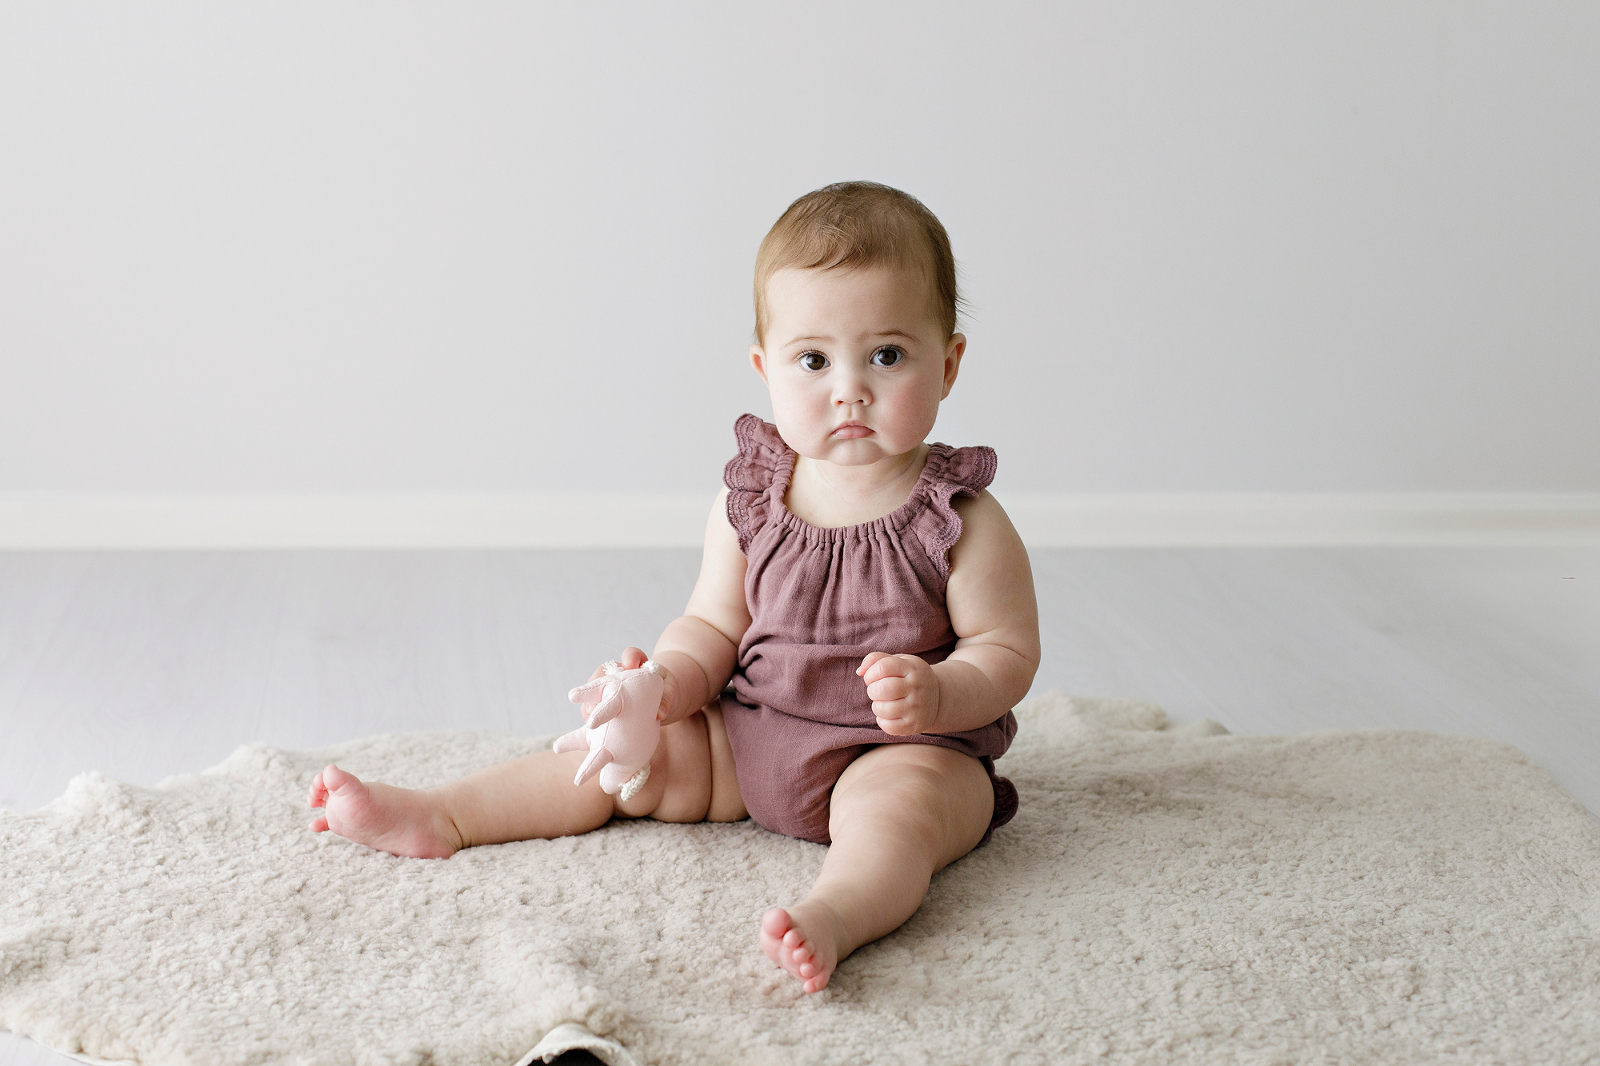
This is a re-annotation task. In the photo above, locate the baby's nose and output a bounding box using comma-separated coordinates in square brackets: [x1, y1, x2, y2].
[833, 378, 871, 406]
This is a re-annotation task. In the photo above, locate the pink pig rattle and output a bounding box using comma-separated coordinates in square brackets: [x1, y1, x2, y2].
[553, 659, 664, 801]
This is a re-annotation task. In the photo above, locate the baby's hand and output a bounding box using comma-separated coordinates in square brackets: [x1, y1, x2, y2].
[578, 647, 672, 723]
[858, 652, 942, 736]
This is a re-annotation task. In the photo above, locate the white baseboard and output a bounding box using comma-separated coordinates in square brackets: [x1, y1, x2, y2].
[1, 492, 1597, 549]
[1000, 493, 1600, 547]
[0, 493, 714, 549]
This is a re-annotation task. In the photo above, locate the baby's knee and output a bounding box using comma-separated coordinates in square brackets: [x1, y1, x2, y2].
[831, 747, 990, 855]
[840, 785, 946, 853]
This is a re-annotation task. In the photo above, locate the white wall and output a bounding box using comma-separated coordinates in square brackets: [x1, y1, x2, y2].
[2, 1, 1597, 502]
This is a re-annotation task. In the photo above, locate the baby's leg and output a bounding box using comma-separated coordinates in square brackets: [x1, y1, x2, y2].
[308, 709, 733, 857]
[761, 744, 993, 993]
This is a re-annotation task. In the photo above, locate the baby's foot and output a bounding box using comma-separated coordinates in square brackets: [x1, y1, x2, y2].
[306, 764, 460, 859]
[760, 904, 842, 994]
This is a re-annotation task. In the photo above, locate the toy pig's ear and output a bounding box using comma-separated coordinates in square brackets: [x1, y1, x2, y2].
[585, 686, 625, 727]
[568, 677, 611, 704]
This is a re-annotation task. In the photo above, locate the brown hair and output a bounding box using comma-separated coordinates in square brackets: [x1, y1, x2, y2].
[754, 181, 960, 341]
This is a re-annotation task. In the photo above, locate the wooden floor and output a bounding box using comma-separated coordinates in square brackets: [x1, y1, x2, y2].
[3, 547, 1597, 1065]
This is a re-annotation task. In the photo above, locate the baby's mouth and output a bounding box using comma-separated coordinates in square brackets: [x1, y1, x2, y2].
[831, 422, 874, 439]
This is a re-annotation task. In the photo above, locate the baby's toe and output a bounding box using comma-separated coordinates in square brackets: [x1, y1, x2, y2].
[761, 908, 793, 940]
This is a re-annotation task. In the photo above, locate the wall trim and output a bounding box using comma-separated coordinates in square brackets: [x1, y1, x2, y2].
[1, 492, 1597, 550]
[999, 492, 1600, 547]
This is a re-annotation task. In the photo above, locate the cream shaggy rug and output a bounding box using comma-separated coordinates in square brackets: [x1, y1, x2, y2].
[3, 694, 1599, 1066]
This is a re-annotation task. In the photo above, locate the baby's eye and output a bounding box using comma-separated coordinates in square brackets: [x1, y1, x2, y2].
[799, 352, 828, 372]
[871, 346, 904, 367]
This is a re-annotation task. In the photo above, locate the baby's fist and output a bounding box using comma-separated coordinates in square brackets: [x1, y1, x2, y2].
[578, 647, 671, 724]
[858, 652, 941, 736]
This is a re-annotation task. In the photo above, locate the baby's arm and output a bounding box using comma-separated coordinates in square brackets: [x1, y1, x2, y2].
[860, 491, 1040, 735]
[649, 488, 752, 724]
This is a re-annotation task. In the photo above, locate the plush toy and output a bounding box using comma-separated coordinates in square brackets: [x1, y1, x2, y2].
[553, 660, 664, 801]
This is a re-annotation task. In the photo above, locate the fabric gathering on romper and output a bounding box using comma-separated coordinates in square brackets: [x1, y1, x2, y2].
[718, 413, 1020, 845]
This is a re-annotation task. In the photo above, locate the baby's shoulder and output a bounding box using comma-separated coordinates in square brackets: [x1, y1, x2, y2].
[946, 489, 1028, 575]
[950, 489, 1019, 545]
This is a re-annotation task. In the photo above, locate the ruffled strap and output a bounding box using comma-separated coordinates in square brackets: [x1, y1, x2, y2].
[723, 414, 793, 553]
[913, 442, 998, 580]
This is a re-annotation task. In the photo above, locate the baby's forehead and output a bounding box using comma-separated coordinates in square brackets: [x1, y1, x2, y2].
[763, 262, 942, 319]
[762, 276, 946, 352]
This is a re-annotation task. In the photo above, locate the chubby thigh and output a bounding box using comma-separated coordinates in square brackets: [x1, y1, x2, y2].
[827, 744, 995, 872]
[613, 703, 746, 824]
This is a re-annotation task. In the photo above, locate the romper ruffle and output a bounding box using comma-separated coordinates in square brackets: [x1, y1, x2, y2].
[719, 414, 1019, 846]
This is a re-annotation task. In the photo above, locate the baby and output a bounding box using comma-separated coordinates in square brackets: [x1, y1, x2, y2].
[307, 181, 1041, 994]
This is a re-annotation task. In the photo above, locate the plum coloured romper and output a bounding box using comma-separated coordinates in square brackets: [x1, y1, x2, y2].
[719, 414, 1020, 846]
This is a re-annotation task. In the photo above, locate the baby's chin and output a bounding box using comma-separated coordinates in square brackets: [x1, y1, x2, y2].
[798, 436, 923, 467]
[769, 418, 928, 468]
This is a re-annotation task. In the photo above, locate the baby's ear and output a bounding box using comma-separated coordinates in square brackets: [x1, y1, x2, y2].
[749, 343, 769, 384]
[941, 334, 966, 398]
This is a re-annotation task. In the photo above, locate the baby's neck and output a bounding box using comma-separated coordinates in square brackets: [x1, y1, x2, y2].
[785, 445, 930, 529]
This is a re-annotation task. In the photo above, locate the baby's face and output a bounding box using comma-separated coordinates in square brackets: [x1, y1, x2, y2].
[752, 264, 964, 468]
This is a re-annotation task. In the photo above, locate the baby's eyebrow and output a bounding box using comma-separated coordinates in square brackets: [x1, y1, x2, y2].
[782, 330, 916, 348]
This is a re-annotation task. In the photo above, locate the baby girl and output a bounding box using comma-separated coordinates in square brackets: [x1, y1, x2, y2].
[307, 181, 1041, 994]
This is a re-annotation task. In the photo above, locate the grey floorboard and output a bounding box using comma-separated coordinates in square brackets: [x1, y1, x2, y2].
[1027, 548, 1598, 812]
[0, 1033, 83, 1066]
[2, 546, 1596, 1066]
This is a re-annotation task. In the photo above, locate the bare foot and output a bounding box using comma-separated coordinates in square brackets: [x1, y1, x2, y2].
[761, 904, 842, 994]
[307, 764, 461, 859]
